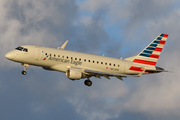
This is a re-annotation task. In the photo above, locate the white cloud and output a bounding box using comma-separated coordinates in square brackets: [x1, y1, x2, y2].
[76, 0, 180, 119]
[80, 0, 130, 23]
[80, 0, 112, 13]
[124, 72, 180, 116]
[1, 0, 180, 120]
[1, 0, 78, 67]
[66, 78, 129, 120]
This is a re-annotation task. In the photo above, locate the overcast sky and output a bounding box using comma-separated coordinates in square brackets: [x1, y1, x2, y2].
[1, 0, 180, 120]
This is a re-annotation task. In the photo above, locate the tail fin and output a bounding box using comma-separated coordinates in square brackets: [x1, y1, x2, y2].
[125, 34, 169, 66]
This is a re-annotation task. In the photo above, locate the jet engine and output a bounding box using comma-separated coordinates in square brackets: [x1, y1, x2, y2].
[66, 68, 86, 80]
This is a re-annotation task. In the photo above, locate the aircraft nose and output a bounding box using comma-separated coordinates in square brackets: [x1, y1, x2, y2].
[5, 52, 13, 60]
[5, 53, 10, 59]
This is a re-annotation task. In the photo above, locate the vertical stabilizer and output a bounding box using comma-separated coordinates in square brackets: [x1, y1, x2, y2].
[125, 34, 168, 66]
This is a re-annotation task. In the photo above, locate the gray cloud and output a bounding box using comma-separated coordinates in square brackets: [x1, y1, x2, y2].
[1, 0, 180, 120]
[1, 0, 78, 66]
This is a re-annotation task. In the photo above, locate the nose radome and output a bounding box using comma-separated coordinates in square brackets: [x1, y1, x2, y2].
[5, 52, 11, 59]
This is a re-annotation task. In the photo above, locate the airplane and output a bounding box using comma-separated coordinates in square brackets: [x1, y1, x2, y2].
[5, 34, 171, 86]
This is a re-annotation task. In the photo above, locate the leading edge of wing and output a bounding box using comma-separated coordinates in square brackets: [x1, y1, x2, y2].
[50, 65, 134, 80]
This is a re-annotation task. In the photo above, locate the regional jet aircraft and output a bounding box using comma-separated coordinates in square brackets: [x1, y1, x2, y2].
[5, 34, 171, 86]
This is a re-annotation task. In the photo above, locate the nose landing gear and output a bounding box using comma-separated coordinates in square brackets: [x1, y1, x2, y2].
[22, 71, 27, 75]
[21, 63, 29, 75]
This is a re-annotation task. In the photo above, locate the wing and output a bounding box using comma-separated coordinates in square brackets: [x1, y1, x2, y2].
[84, 69, 134, 81]
[69, 66, 133, 81]
[48, 65, 134, 81]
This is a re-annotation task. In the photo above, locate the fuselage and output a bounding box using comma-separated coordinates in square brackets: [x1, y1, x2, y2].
[5, 45, 157, 76]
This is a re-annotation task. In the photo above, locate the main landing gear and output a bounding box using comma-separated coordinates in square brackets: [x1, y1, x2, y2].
[21, 63, 29, 75]
[84, 78, 92, 87]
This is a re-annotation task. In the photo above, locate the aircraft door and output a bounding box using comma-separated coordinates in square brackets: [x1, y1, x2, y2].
[35, 47, 42, 60]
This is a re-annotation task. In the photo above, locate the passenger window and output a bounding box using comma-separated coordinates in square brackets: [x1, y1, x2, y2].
[105, 63, 107, 65]
[97, 61, 99, 64]
[88, 60, 90, 62]
[45, 53, 47, 55]
[93, 61, 95, 63]
[109, 63, 111, 66]
[79, 58, 81, 61]
[101, 62, 103, 64]
[75, 58, 77, 60]
[58, 55, 60, 57]
[84, 59, 86, 62]
[54, 54, 56, 57]
[50, 54, 51, 56]
[118, 65, 120, 67]
[71, 57, 73, 60]
[114, 64, 115, 66]
[67, 56, 68, 59]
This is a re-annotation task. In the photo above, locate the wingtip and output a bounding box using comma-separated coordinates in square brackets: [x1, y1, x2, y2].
[60, 40, 69, 49]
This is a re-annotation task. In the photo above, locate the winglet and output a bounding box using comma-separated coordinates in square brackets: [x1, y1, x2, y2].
[58, 40, 68, 49]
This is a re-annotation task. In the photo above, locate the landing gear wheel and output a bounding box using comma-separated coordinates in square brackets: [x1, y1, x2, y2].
[22, 71, 27, 75]
[21, 63, 29, 75]
[84, 80, 92, 86]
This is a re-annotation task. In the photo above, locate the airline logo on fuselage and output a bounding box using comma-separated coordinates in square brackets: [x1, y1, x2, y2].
[43, 55, 49, 60]
[44, 55, 82, 66]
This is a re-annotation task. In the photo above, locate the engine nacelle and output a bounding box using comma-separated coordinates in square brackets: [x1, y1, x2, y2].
[66, 68, 86, 80]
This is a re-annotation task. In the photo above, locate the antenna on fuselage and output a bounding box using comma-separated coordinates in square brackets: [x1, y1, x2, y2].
[58, 40, 68, 49]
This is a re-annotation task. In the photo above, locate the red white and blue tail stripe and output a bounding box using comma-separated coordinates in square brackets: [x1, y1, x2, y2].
[132, 34, 168, 66]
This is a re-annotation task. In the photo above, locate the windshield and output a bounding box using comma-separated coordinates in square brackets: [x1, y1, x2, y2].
[15, 46, 28, 52]
[15, 46, 24, 51]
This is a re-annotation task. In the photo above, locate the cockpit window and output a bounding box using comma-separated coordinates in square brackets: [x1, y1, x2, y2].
[15, 46, 24, 51]
[23, 48, 28, 52]
[15, 46, 28, 52]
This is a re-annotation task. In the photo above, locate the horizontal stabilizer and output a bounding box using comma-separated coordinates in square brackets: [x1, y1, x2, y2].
[147, 69, 174, 72]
